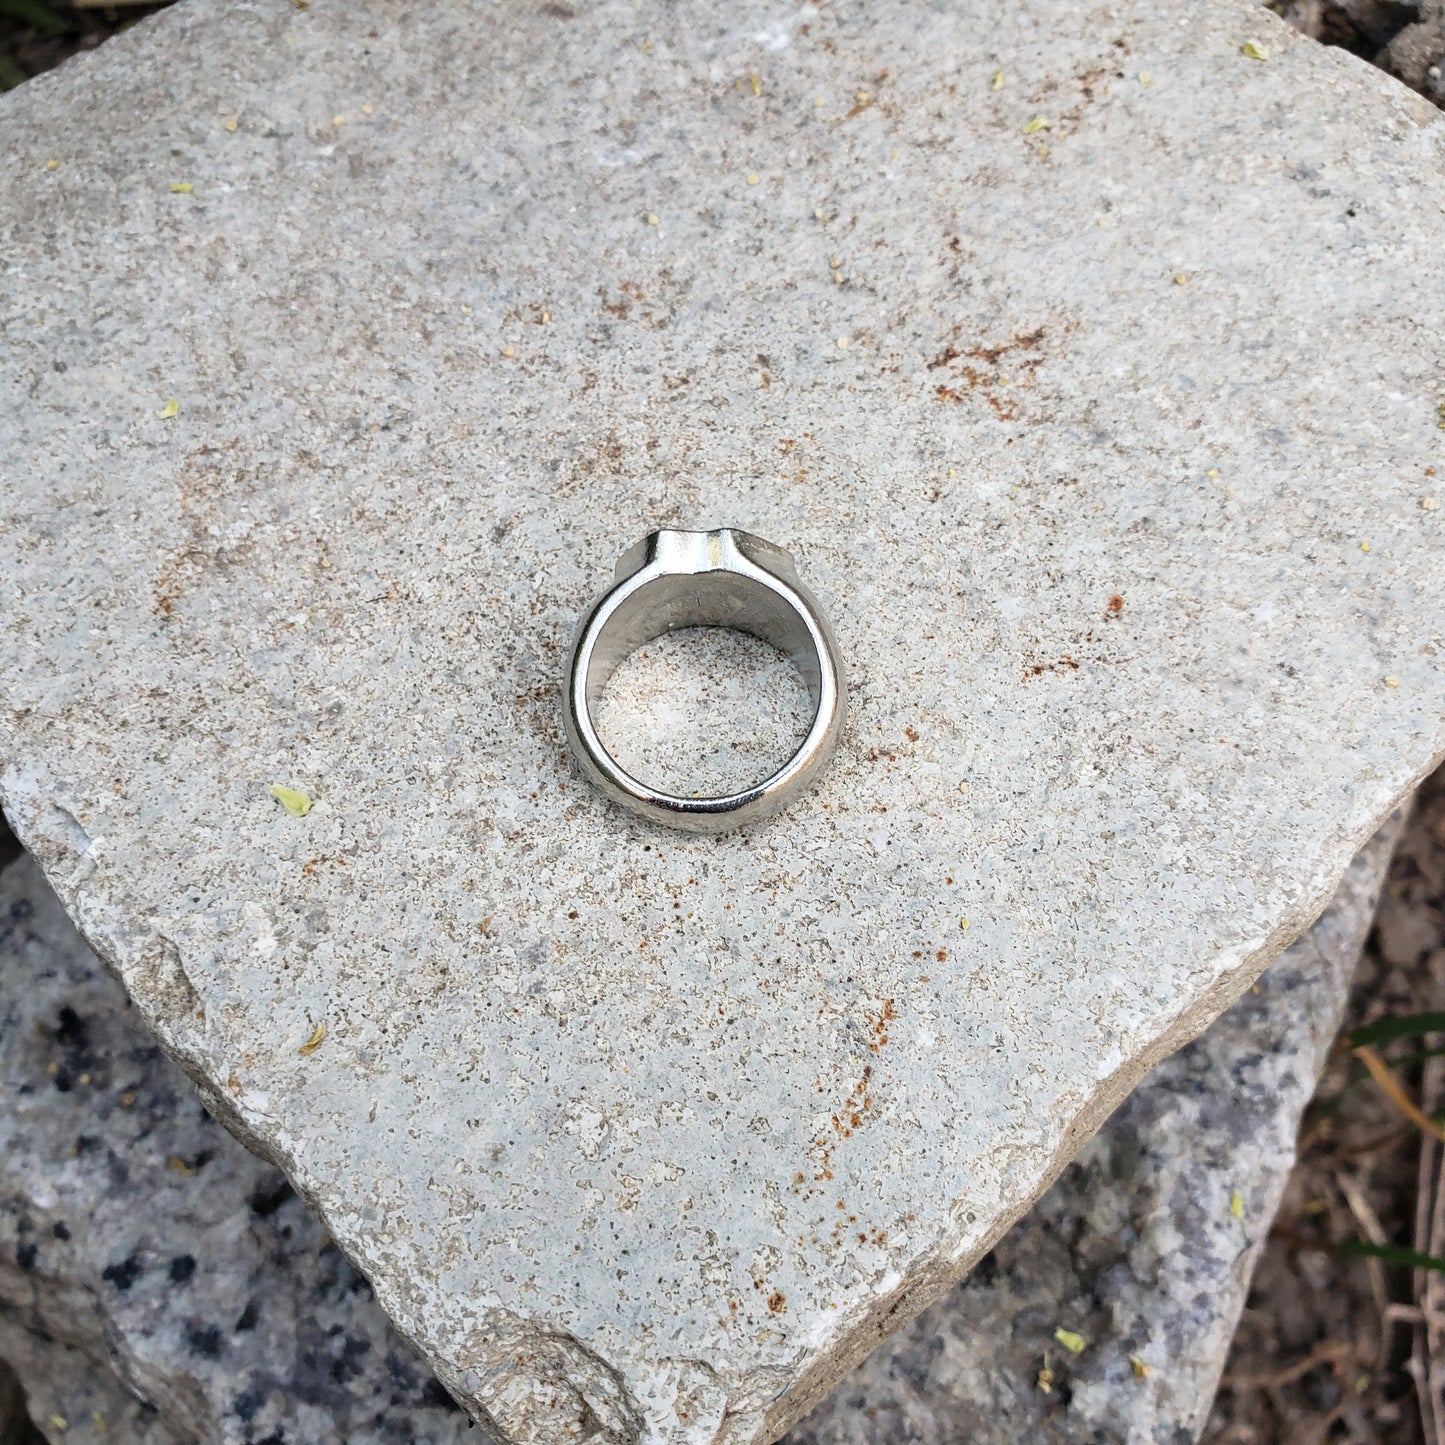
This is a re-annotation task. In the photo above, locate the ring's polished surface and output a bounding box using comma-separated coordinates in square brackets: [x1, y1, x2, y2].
[563, 528, 847, 834]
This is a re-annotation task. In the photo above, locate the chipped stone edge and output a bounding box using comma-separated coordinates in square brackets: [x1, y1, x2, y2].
[753, 763, 1441, 1444]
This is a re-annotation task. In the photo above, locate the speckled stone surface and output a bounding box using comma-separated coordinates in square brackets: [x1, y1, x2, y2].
[791, 813, 1403, 1445]
[2, 0, 1444, 1440]
[0, 853, 472, 1445]
[0, 822, 1400, 1443]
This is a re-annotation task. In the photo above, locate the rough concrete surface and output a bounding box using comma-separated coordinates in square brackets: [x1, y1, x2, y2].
[2, 0, 1444, 1441]
[791, 815, 1403, 1445]
[0, 821, 1401, 1445]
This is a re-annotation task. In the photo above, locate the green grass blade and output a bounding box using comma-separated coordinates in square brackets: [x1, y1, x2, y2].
[1341, 1239, 1445, 1272]
[1349, 1013, 1445, 1048]
[0, 0, 67, 35]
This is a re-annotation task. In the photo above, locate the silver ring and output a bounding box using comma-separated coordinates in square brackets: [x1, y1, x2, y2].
[562, 528, 847, 834]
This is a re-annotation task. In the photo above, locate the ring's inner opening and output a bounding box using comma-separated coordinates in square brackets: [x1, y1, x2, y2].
[594, 627, 815, 799]
[588, 572, 821, 799]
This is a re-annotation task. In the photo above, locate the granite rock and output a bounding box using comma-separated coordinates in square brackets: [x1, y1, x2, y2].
[0, 853, 473, 1445]
[0, 820, 1400, 1444]
[2, 0, 1445, 1439]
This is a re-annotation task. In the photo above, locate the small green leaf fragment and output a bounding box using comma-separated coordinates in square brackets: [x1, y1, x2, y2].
[1130, 1353, 1152, 1379]
[157, 398, 180, 419]
[1230, 1189, 1245, 1219]
[1054, 1328, 1086, 1355]
[1350, 1011, 1445, 1048]
[270, 783, 312, 817]
[991, 69, 1005, 90]
[1341, 1238, 1445, 1272]
[169, 180, 193, 193]
[1022, 115, 1052, 134]
[1240, 41, 1268, 60]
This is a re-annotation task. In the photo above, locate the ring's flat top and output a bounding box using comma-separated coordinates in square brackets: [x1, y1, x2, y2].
[2, 2, 1444, 1442]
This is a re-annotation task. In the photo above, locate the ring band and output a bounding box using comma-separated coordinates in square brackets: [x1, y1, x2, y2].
[562, 528, 847, 833]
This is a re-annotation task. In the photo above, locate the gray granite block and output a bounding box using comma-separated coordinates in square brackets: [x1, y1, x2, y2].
[0, 854, 472, 1445]
[3, 0, 1444, 1437]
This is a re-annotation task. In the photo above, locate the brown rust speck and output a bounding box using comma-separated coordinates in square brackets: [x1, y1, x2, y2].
[964, 328, 1047, 366]
[1022, 655, 1081, 682]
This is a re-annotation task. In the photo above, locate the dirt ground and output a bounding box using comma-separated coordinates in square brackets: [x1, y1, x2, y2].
[2, 2, 1445, 1443]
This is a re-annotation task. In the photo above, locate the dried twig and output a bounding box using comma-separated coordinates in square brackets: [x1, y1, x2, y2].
[1221, 1338, 1353, 1390]
[1301, 1392, 1351, 1445]
[1355, 1045, 1445, 1144]
[1337, 1123, 1416, 1162]
[1336, 1169, 1393, 1368]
